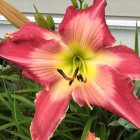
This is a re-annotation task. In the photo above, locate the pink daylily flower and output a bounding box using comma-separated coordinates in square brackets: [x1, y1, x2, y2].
[0, 0, 140, 139]
[86, 132, 100, 140]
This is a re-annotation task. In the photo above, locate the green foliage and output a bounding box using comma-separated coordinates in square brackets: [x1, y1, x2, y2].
[135, 22, 139, 56]
[46, 15, 55, 30]
[83, 3, 88, 9]
[71, 0, 88, 10]
[81, 116, 95, 140]
[33, 4, 55, 30]
[71, 0, 79, 9]
[0, 63, 40, 140]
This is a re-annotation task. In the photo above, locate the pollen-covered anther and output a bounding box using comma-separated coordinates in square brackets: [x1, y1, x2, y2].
[57, 67, 80, 86]
[77, 74, 87, 83]
[57, 69, 72, 81]
[69, 80, 73, 86]
[57, 67, 87, 85]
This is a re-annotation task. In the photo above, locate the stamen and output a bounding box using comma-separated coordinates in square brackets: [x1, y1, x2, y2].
[79, 74, 84, 82]
[77, 74, 87, 83]
[57, 67, 80, 86]
[57, 69, 71, 81]
[73, 67, 79, 78]
[77, 75, 80, 81]
[69, 67, 79, 86]
[69, 80, 73, 86]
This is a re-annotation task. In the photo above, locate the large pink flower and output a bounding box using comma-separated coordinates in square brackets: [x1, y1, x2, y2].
[0, 0, 140, 140]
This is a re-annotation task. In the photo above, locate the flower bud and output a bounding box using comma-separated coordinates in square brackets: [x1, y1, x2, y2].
[34, 4, 49, 29]
[71, 0, 79, 8]
[0, 0, 29, 28]
[46, 15, 55, 30]
[34, 14, 50, 29]
[83, 3, 88, 9]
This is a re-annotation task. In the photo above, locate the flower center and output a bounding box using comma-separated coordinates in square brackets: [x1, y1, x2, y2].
[73, 56, 87, 75]
[56, 43, 95, 86]
[57, 56, 87, 86]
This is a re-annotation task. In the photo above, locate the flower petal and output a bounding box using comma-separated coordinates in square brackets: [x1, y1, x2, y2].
[93, 45, 140, 79]
[73, 65, 140, 128]
[58, 0, 115, 52]
[9, 22, 59, 41]
[0, 27, 64, 88]
[30, 86, 72, 140]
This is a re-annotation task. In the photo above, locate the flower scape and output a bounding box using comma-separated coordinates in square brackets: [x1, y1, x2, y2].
[0, 0, 140, 140]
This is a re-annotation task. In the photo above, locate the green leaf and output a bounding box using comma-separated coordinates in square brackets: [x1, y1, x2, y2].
[99, 125, 107, 140]
[0, 66, 16, 75]
[118, 118, 136, 130]
[0, 114, 13, 122]
[4, 129, 31, 140]
[127, 130, 140, 140]
[33, 4, 49, 29]
[134, 80, 140, 88]
[46, 15, 55, 30]
[0, 119, 31, 130]
[71, 0, 79, 9]
[54, 127, 83, 136]
[1, 93, 34, 108]
[109, 120, 120, 126]
[135, 21, 139, 56]
[116, 129, 126, 140]
[13, 93, 23, 135]
[83, 3, 88, 9]
[81, 117, 94, 140]
[0, 75, 19, 82]
[0, 94, 12, 110]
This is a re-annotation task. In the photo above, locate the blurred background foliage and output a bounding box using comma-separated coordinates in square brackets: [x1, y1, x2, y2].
[0, 59, 140, 140]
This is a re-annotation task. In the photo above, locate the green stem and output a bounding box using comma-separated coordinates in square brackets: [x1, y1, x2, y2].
[78, 0, 83, 9]
[80, 2, 82, 9]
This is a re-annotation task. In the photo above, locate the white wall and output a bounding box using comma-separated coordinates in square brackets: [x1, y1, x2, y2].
[5, 0, 140, 19]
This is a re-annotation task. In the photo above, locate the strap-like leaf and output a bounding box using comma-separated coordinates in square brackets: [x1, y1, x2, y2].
[135, 21, 139, 56]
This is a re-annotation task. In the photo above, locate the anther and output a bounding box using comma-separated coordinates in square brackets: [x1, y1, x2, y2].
[77, 74, 87, 83]
[69, 80, 73, 86]
[77, 74, 83, 82]
[57, 67, 83, 86]
[77, 74, 80, 81]
[57, 69, 71, 81]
